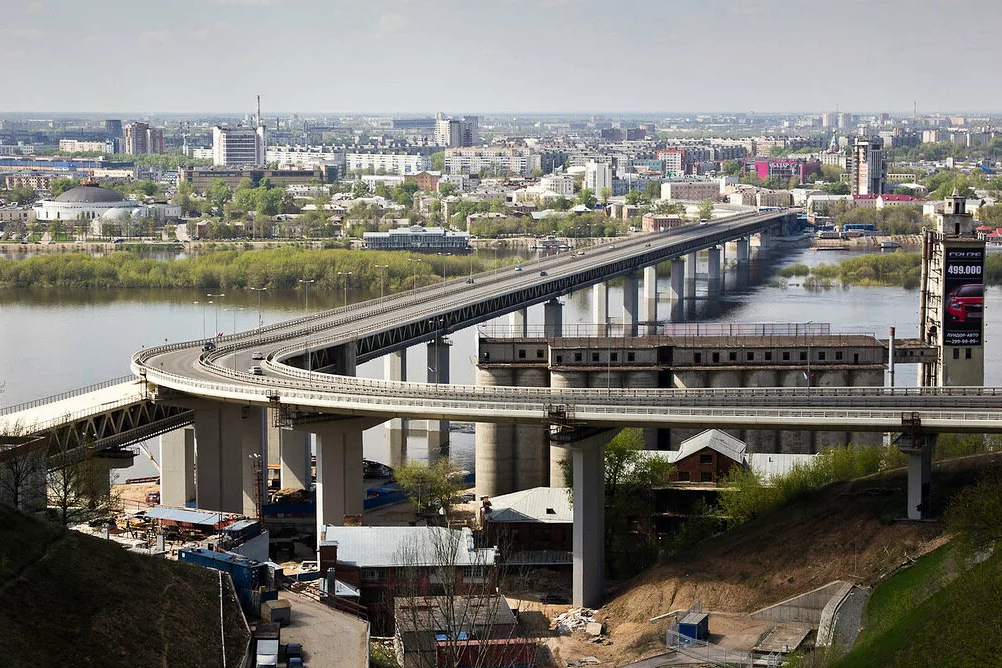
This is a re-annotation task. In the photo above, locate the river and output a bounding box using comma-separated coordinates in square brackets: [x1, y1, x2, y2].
[2, 244, 1000, 477]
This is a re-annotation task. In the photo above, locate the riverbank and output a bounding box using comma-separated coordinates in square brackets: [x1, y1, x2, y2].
[811, 234, 924, 250]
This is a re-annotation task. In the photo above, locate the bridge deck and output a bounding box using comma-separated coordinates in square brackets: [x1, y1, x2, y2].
[0, 380, 146, 435]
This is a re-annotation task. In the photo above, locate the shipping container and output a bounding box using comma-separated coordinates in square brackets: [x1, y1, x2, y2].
[678, 612, 709, 641]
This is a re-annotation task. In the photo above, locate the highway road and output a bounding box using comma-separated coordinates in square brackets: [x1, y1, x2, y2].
[131, 209, 1002, 434]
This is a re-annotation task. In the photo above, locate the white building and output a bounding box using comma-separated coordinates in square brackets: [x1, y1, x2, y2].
[445, 147, 541, 177]
[540, 173, 575, 197]
[660, 180, 721, 202]
[346, 153, 429, 175]
[434, 115, 479, 147]
[266, 145, 345, 170]
[848, 137, 886, 195]
[58, 139, 114, 153]
[34, 184, 143, 223]
[584, 161, 612, 195]
[362, 225, 470, 251]
[212, 125, 266, 166]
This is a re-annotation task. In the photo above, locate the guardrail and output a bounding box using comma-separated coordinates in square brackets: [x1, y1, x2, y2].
[0, 375, 137, 416]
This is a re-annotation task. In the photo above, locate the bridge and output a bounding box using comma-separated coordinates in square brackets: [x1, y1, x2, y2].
[9, 207, 993, 607]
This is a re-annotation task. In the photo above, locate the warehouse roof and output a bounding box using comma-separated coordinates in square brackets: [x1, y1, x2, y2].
[320, 526, 496, 569]
[482, 487, 572, 524]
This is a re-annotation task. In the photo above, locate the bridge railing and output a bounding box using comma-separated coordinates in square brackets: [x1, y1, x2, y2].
[0, 375, 138, 417]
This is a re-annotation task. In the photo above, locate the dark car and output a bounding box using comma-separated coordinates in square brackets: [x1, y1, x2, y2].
[202, 341, 216, 352]
[146, 491, 160, 504]
[946, 283, 983, 323]
[539, 271, 548, 276]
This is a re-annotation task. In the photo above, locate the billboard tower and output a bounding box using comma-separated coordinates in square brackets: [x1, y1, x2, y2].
[918, 189, 985, 387]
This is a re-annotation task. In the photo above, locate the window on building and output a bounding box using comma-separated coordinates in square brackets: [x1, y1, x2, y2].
[555, 355, 563, 364]
[536, 349, 545, 359]
[800, 351, 807, 361]
[700, 472, 713, 483]
[695, 352, 702, 363]
[765, 351, 773, 361]
[592, 352, 600, 362]
[610, 352, 618, 362]
[747, 352, 755, 361]
[953, 348, 960, 360]
[966, 348, 972, 359]
[678, 471, 690, 481]
[518, 349, 526, 359]
[463, 566, 488, 581]
[835, 351, 843, 360]
[627, 352, 636, 362]
[818, 352, 826, 361]
[729, 351, 737, 361]
[699, 454, 713, 465]
[853, 353, 859, 363]
[360, 588, 386, 605]
[574, 352, 582, 362]
[712, 352, 720, 363]
[360, 568, 384, 582]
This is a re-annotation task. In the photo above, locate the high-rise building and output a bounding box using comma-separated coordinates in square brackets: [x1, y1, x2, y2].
[434, 114, 479, 147]
[105, 119, 123, 138]
[584, 161, 612, 195]
[212, 125, 266, 166]
[123, 122, 166, 155]
[847, 136, 886, 195]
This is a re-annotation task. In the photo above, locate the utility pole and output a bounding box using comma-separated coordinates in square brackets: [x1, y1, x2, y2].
[249, 287, 267, 328]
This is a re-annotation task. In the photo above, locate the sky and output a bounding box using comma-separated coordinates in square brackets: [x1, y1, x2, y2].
[1, 0, 1001, 115]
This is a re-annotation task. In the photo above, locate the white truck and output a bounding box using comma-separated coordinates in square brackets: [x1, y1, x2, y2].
[256, 639, 280, 668]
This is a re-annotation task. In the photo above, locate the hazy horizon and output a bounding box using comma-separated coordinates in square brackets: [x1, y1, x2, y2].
[2, 0, 1000, 115]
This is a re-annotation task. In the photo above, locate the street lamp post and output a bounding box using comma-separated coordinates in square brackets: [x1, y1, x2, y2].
[249, 287, 267, 328]
[207, 293, 224, 337]
[224, 307, 243, 369]
[408, 258, 425, 290]
[298, 279, 315, 315]
[338, 271, 352, 306]
[193, 300, 206, 339]
[374, 264, 388, 299]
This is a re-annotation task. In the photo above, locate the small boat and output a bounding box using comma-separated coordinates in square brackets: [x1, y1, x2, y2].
[880, 241, 901, 251]
[814, 246, 849, 251]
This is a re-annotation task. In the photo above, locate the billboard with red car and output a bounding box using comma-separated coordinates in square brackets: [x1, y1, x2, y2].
[943, 247, 984, 346]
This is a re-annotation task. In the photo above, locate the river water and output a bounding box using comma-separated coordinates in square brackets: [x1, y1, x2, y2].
[2, 245, 1000, 477]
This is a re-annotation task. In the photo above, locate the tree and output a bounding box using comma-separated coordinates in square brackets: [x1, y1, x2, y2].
[697, 199, 715, 221]
[394, 458, 466, 519]
[439, 183, 458, 197]
[624, 189, 648, 206]
[351, 180, 369, 199]
[599, 187, 612, 204]
[576, 188, 597, 209]
[207, 179, 233, 213]
[50, 178, 81, 198]
[945, 465, 1002, 559]
[645, 181, 662, 201]
[431, 151, 446, 172]
[0, 430, 46, 511]
[75, 214, 90, 240]
[5, 186, 36, 205]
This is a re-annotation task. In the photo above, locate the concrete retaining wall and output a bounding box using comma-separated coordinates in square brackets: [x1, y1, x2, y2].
[751, 580, 852, 626]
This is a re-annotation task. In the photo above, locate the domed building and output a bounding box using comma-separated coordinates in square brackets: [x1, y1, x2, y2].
[34, 183, 144, 223]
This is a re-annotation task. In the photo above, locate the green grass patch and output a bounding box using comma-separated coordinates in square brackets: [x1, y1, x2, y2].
[833, 548, 1002, 668]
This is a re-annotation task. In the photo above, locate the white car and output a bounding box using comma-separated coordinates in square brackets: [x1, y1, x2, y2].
[252, 351, 264, 360]
[249, 366, 264, 375]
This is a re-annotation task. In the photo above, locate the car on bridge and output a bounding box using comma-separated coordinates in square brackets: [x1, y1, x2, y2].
[249, 366, 264, 375]
[252, 351, 265, 360]
[202, 341, 216, 352]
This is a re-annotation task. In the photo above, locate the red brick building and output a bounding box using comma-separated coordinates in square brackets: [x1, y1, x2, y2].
[667, 429, 746, 484]
[480, 487, 572, 565]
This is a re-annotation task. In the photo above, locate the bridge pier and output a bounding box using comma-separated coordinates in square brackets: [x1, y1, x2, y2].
[593, 282, 608, 336]
[622, 272, 639, 336]
[514, 367, 550, 490]
[707, 245, 721, 291]
[898, 431, 936, 521]
[475, 367, 514, 498]
[736, 237, 749, 262]
[544, 299, 564, 338]
[427, 337, 451, 451]
[685, 252, 697, 280]
[385, 349, 408, 467]
[307, 417, 383, 541]
[160, 427, 195, 507]
[642, 265, 658, 335]
[510, 308, 528, 337]
[669, 258, 685, 302]
[190, 404, 266, 515]
[279, 429, 312, 491]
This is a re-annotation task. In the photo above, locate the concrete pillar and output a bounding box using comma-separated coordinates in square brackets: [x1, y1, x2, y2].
[279, 429, 312, 491]
[642, 265, 658, 336]
[736, 237, 749, 262]
[475, 367, 514, 498]
[906, 438, 934, 520]
[385, 349, 408, 466]
[513, 367, 550, 490]
[593, 282, 608, 337]
[669, 258, 685, 302]
[160, 427, 195, 507]
[89, 458, 116, 499]
[571, 436, 606, 609]
[310, 418, 382, 540]
[332, 343, 357, 376]
[622, 271, 639, 337]
[240, 406, 268, 518]
[543, 299, 563, 339]
[193, 407, 223, 511]
[427, 337, 451, 450]
[509, 308, 528, 337]
[685, 252, 697, 279]
[707, 246, 721, 281]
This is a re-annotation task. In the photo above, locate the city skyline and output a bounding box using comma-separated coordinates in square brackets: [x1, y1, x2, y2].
[2, 0, 1001, 114]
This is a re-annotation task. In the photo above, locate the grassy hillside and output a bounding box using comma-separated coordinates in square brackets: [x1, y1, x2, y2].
[601, 454, 1001, 648]
[0, 507, 249, 667]
[832, 547, 1002, 667]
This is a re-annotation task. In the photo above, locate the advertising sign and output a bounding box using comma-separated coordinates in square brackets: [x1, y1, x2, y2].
[943, 247, 985, 346]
